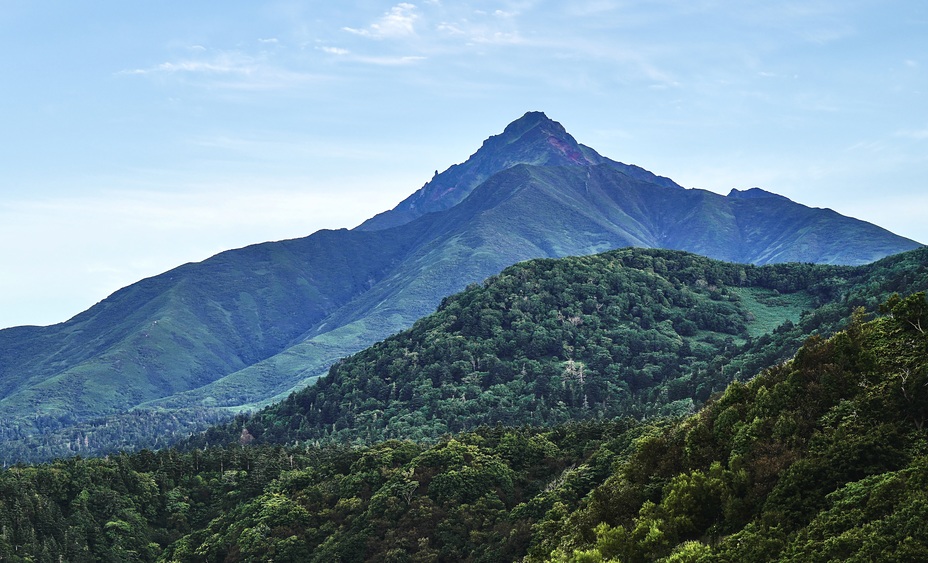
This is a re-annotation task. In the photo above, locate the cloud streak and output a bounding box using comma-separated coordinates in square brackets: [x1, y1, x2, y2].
[318, 45, 426, 66]
[343, 3, 420, 39]
[122, 50, 325, 90]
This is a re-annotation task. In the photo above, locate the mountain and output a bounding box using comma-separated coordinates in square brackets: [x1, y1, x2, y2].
[356, 111, 681, 231]
[2, 281, 927, 562]
[0, 112, 921, 462]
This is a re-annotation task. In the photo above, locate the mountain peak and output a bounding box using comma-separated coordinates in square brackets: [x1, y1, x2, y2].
[357, 112, 614, 231]
[500, 111, 564, 138]
[727, 187, 790, 201]
[478, 111, 597, 167]
[505, 110, 552, 128]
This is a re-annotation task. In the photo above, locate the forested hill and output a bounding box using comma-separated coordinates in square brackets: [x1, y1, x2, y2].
[188, 246, 928, 450]
[2, 291, 927, 561]
[530, 290, 928, 562]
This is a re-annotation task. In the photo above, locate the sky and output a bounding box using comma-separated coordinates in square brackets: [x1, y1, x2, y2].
[1, 1, 926, 329]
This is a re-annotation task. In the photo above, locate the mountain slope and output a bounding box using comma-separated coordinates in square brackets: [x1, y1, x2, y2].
[0, 112, 921, 462]
[0, 229, 419, 437]
[188, 246, 928, 451]
[531, 290, 928, 562]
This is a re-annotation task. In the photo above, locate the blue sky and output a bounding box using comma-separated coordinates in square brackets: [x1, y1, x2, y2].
[1, 1, 926, 329]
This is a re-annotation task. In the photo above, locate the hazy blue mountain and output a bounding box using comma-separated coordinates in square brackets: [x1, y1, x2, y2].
[0, 112, 920, 462]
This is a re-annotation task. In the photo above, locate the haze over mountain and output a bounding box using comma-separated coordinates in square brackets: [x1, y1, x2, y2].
[0, 112, 920, 462]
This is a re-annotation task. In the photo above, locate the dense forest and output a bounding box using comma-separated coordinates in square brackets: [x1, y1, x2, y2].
[1, 289, 927, 561]
[189, 247, 928, 451]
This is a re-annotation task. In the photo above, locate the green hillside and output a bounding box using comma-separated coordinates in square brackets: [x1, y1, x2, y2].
[188, 249, 834, 448]
[111, 163, 925, 423]
[189, 247, 928, 452]
[532, 291, 928, 562]
[1, 291, 926, 561]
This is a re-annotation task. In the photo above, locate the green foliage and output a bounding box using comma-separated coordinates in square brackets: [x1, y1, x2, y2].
[533, 292, 928, 561]
[4, 292, 928, 561]
[0, 422, 640, 562]
[194, 248, 928, 456]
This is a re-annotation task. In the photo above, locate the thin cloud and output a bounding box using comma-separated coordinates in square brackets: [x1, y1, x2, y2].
[121, 51, 324, 90]
[318, 45, 424, 66]
[467, 30, 524, 45]
[343, 3, 419, 39]
[431, 7, 526, 46]
[320, 46, 350, 56]
[123, 52, 261, 76]
[564, 1, 621, 17]
[353, 55, 426, 66]
[436, 22, 465, 35]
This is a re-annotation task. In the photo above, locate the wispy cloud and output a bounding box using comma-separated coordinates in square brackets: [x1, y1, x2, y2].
[353, 54, 426, 66]
[121, 50, 324, 90]
[318, 45, 425, 66]
[564, 1, 621, 17]
[343, 3, 419, 39]
[124, 51, 262, 76]
[492, 9, 517, 18]
[320, 46, 350, 56]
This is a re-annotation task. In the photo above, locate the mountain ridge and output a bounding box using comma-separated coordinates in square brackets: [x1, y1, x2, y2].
[0, 112, 921, 462]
